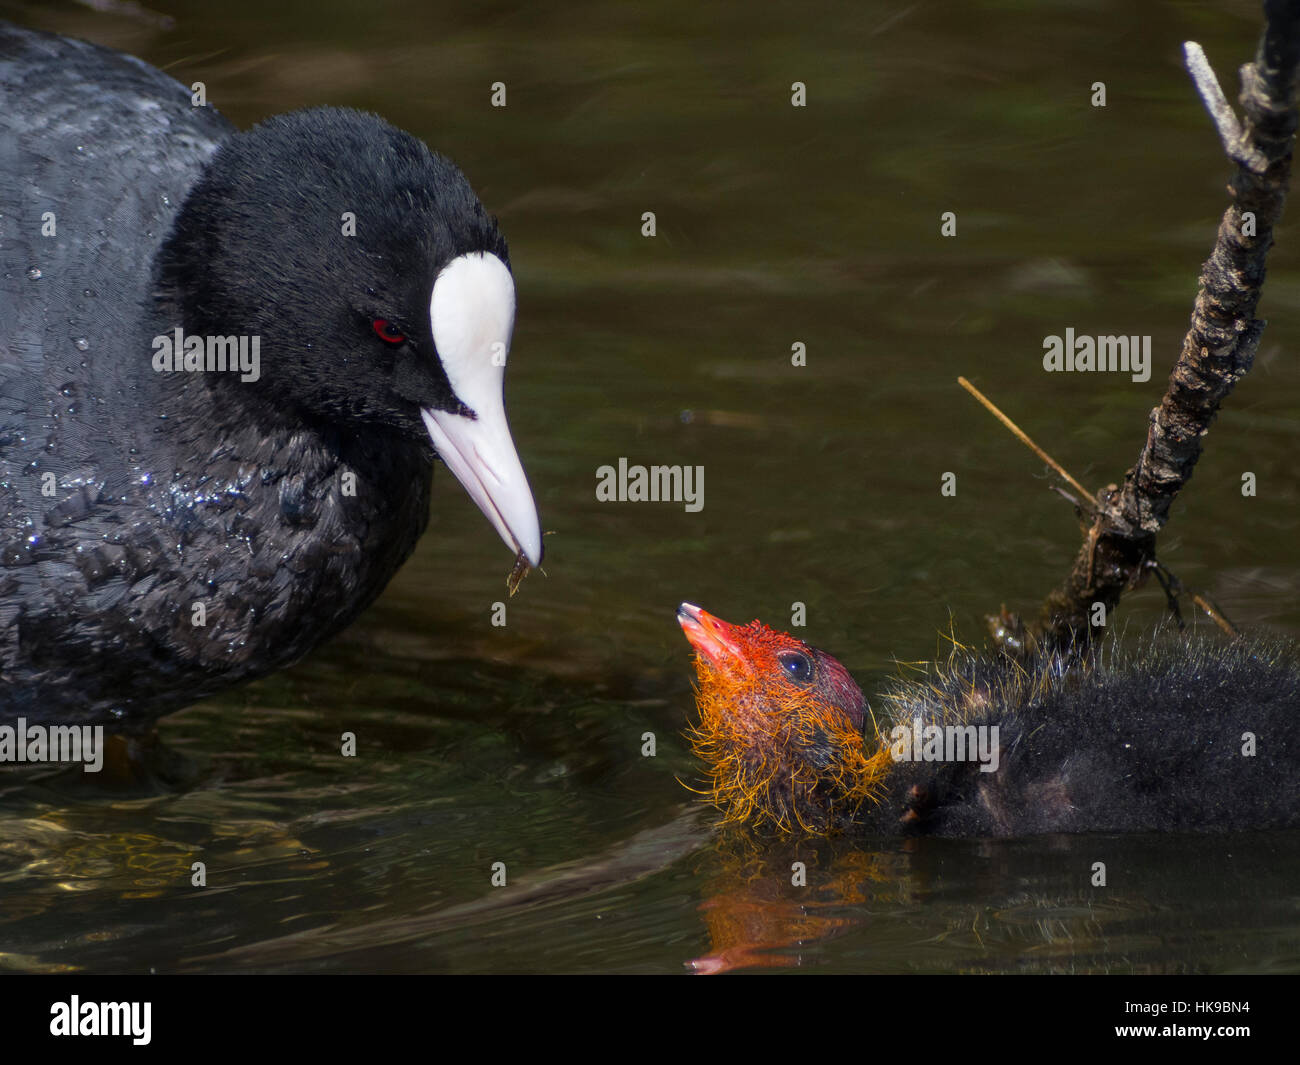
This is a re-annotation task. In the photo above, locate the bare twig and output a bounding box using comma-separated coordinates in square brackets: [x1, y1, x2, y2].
[957, 376, 1095, 506]
[1192, 593, 1240, 637]
[1184, 41, 1271, 172]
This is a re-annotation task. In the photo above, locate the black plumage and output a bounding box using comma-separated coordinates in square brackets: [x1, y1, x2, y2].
[864, 636, 1300, 836]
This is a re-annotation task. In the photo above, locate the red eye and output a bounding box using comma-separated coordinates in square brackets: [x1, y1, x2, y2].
[371, 318, 405, 345]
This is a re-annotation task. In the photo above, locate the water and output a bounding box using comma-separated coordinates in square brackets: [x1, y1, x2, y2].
[3, 0, 1299, 974]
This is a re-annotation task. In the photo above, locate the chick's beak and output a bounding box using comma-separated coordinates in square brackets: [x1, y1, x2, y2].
[677, 602, 746, 669]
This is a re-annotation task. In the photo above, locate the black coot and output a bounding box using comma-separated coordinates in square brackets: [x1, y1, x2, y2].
[0, 24, 542, 725]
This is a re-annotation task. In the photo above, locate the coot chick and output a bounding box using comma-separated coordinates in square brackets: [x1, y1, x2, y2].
[677, 603, 1300, 836]
[0, 25, 541, 725]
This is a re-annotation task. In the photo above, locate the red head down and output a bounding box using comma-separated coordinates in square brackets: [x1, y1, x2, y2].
[677, 603, 891, 833]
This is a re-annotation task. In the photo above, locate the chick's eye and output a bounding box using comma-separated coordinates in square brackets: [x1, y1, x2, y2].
[371, 318, 406, 345]
[777, 650, 814, 685]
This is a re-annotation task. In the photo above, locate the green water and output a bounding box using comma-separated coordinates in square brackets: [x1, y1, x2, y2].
[2, 0, 1299, 973]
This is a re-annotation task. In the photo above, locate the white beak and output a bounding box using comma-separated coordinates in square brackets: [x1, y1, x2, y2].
[421, 406, 542, 566]
[424, 252, 542, 567]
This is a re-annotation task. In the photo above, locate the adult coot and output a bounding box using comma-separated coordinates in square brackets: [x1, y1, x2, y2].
[0, 24, 542, 725]
[676, 603, 1300, 835]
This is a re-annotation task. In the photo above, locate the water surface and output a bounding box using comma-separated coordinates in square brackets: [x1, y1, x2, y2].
[3, 0, 1298, 974]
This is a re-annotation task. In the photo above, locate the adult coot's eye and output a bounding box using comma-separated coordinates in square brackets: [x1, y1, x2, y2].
[371, 318, 405, 345]
[777, 650, 814, 685]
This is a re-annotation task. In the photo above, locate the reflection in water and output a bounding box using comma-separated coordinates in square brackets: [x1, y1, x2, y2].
[690, 830, 1300, 974]
[186, 809, 710, 970]
[691, 836, 906, 973]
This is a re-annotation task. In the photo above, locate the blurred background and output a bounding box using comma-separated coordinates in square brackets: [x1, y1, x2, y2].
[2, 0, 1297, 973]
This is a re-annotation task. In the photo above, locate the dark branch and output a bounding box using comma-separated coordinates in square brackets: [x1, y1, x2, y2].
[1034, 0, 1300, 649]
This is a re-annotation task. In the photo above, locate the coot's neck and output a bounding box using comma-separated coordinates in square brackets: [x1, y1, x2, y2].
[133, 280, 432, 509]
[135, 288, 297, 451]
[114, 275, 433, 704]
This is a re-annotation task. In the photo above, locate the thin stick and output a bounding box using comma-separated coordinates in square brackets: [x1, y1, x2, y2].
[1191, 593, 1240, 638]
[1047, 484, 1091, 513]
[956, 376, 1094, 504]
[1150, 559, 1240, 638]
[1184, 42, 1270, 174]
